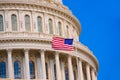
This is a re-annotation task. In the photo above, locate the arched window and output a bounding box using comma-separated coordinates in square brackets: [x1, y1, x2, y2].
[25, 15, 31, 31]
[0, 15, 4, 31]
[66, 26, 69, 37]
[48, 18, 53, 34]
[0, 62, 6, 78]
[14, 61, 21, 79]
[29, 61, 35, 79]
[37, 16, 42, 32]
[11, 14, 17, 31]
[58, 22, 62, 36]
[45, 63, 48, 79]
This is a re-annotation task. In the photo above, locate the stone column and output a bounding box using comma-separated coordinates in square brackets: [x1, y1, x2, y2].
[91, 69, 96, 80]
[7, 49, 14, 79]
[61, 62, 65, 80]
[79, 58, 84, 80]
[37, 57, 41, 79]
[55, 53, 61, 80]
[68, 55, 74, 80]
[86, 64, 91, 80]
[41, 50, 46, 79]
[24, 49, 30, 79]
[50, 60, 55, 80]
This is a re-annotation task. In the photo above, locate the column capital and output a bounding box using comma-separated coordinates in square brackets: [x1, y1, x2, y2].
[24, 49, 29, 53]
[55, 52, 60, 55]
[40, 49, 46, 53]
[48, 54, 55, 59]
[60, 56, 67, 63]
[55, 51, 60, 54]
[78, 57, 83, 62]
[55, 52, 60, 57]
[68, 54, 72, 58]
[61, 62, 65, 65]
[91, 68, 97, 75]
[86, 63, 90, 67]
[7, 49, 13, 53]
[91, 68, 95, 71]
[91, 68, 95, 73]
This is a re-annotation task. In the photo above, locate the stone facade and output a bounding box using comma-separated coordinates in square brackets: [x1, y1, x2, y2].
[0, 0, 98, 80]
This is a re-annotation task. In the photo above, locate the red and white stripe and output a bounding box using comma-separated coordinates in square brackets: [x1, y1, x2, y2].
[52, 37, 74, 51]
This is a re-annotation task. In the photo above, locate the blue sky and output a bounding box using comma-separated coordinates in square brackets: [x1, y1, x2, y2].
[63, 0, 120, 80]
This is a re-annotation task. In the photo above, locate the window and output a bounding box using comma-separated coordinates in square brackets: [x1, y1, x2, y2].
[54, 64, 56, 80]
[65, 69, 69, 80]
[14, 61, 21, 79]
[25, 15, 31, 31]
[45, 63, 48, 79]
[37, 16, 42, 32]
[29, 61, 35, 79]
[11, 14, 17, 31]
[58, 22, 62, 36]
[0, 62, 6, 78]
[48, 18, 53, 34]
[0, 15, 4, 31]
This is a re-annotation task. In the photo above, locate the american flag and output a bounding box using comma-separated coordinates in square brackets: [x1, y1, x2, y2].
[52, 37, 74, 51]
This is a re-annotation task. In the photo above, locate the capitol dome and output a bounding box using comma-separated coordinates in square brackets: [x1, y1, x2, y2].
[0, 0, 98, 80]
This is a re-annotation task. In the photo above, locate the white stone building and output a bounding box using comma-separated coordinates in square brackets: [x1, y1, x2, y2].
[0, 0, 98, 80]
